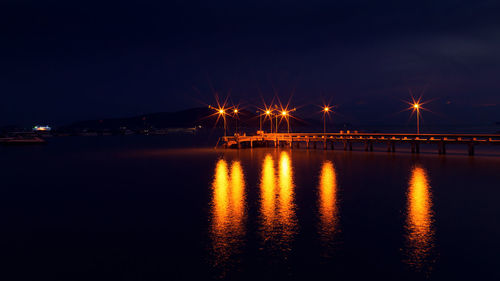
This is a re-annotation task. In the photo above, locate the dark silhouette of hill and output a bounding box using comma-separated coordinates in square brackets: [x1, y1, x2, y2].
[61, 107, 259, 131]
[61, 107, 317, 132]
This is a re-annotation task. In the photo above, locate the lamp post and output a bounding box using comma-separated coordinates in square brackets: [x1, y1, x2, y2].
[265, 110, 272, 133]
[275, 113, 279, 134]
[281, 110, 289, 134]
[323, 106, 330, 135]
[233, 109, 239, 135]
[280, 108, 296, 134]
[257, 111, 262, 132]
[209, 105, 228, 137]
[220, 109, 227, 137]
[413, 103, 420, 134]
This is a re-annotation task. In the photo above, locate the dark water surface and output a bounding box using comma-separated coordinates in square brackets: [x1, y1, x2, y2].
[1, 136, 499, 280]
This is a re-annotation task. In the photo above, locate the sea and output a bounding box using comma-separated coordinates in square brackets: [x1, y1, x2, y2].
[0, 135, 499, 280]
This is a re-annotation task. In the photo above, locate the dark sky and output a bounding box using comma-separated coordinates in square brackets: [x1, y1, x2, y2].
[1, 0, 499, 127]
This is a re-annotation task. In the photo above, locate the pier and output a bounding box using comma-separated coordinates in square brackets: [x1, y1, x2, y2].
[217, 132, 500, 156]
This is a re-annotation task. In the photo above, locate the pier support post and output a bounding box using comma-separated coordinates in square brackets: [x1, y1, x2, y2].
[313, 142, 317, 149]
[438, 141, 446, 155]
[364, 141, 369, 152]
[331, 142, 334, 150]
[250, 140, 253, 148]
[306, 140, 310, 149]
[370, 142, 373, 152]
[343, 141, 347, 151]
[411, 142, 415, 153]
[416, 143, 420, 154]
[468, 142, 475, 156]
[324, 140, 327, 150]
[391, 142, 396, 152]
[387, 141, 391, 152]
[296, 141, 300, 149]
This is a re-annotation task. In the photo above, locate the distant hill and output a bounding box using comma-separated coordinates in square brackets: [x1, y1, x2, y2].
[60, 107, 315, 132]
[61, 107, 262, 131]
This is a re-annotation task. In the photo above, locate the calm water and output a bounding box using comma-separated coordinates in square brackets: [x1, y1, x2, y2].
[1, 136, 499, 280]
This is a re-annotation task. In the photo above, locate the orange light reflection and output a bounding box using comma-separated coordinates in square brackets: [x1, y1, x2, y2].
[318, 160, 338, 244]
[259, 152, 297, 256]
[404, 165, 435, 272]
[210, 159, 246, 275]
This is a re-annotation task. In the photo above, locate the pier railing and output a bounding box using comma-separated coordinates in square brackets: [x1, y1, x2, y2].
[218, 132, 500, 155]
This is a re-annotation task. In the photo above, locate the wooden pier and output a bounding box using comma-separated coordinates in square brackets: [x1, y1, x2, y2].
[217, 132, 500, 156]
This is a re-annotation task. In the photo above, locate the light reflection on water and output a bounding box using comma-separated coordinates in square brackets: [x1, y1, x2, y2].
[404, 165, 435, 272]
[259, 154, 276, 238]
[209, 152, 444, 278]
[210, 159, 246, 275]
[259, 151, 297, 256]
[318, 160, 339, 248]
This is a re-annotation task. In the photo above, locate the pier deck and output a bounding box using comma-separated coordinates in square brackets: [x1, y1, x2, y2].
[218, 132, 500, 155]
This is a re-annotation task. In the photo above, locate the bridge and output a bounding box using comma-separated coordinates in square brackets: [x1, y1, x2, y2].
[217, 132, 500, 156]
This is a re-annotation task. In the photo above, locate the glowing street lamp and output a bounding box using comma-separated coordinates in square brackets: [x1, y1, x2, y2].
[233, 108, 239, 134]
[281, 111, 290, 133]
[413, 103, 420, 134]
[209, 105, 228, 137]
[279, 109, 296, 134]
[257, 109, 272, 132]
[323, 106, 331, 135]
[265, 110, 272, 133]
[406, 95, 428, 135]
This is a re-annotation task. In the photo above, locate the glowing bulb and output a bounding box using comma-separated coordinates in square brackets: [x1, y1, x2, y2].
[219, 109, 224, 114]
[324, 107, 330, 112]
[234, 109, 238, 113]
[282, 111, 287, 116]
[265, 110, 271, 115]
[413, 104, 419, 109]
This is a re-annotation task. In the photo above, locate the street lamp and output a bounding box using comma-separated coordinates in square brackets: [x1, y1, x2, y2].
[323, 106, 330, 135]
[233, 109, 239, 135]
[265, 110, 272, 133]
[209, 105, 228, 137]
[281, 110, 290, 134]
[413, 103, 420, 134]
[219, 109, 227, 137]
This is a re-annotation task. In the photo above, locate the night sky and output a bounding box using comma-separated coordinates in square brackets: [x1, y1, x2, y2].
[1, 0, 499, 127]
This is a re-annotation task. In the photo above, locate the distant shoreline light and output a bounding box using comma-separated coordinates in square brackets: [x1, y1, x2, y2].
[33, 125, 51, 132]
